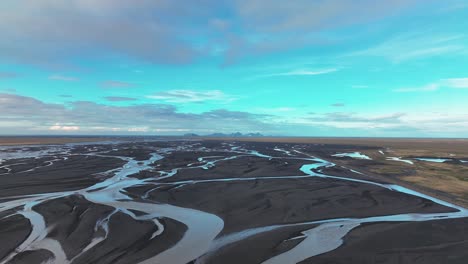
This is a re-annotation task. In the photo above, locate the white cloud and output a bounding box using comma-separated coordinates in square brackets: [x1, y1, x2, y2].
[349, 33, 467, 63]
[443, 78, 468, 89]
[254, 68, 338, 79]
[49, 124, 80, 131]
[127, 127, 149, 132]
[287, 111, 468, 135]
[147, 90, 234, 103]
[48, 74, 79, 81]
[255, 107, 296, 113]
[393, 83, 439, 93]
[154, 128, 191, 132]
[331, 103, 345, 107]
[273, 107, 296, 112]
[0, 93, 270, 135]
[393, 77, 468, 92]
[278, 68, 338, 76]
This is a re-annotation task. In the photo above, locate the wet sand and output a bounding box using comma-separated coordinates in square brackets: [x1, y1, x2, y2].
[0, 139, 467, 263]
[0, 155, 125, 198]
[139, 178, 452, 235]
[306, 218, 468, 264]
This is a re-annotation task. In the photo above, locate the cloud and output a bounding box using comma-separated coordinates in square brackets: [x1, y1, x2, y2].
[0, 93, 270, 134]
[127, 127, 149, 132]
[308, 112, 406, 123]
[254, 68, 338, 79]
[393, 77, 468, 92]
[393, 83, 440, 93]
[49, 124, 80, 131]
[443, 78, 468, 88]
[101, 80, 136, 89]
[0, 0, 432, 67]
[349, 33, 467, 63]
[272, 68, 337, 76]
[220, 0, 431, 63]
[235, 0, 426, 32]
[285, 111, 414, 132]
[104, 96, 138, 102]
[49, 74, 79, 81]
[331, 103, 345, 107]
[59, 94, 73, 98]
[290, 110, 468, 136]
[257, 107, 296, 113]
[0, 72, 17, 79]
[0, 0, 212, 66]
[0, 93, 65, 117]
[1, 93, 468, 136]
[147, 90, 234, 103]
[1, 88, 17, 93]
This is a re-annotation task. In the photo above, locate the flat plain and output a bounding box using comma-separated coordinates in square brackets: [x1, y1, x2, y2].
[0, 137, 467, 263]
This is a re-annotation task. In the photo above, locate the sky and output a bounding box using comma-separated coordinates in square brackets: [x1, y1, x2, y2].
[1, 0, 468, 137]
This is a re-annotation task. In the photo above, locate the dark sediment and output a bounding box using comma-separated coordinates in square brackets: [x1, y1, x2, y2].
[302, 217, 468, 264]
[138, 177, 455, 236]
[0, 155, 125, 198]
[1, 140, 467, 264]
[0, 214, 31, 260]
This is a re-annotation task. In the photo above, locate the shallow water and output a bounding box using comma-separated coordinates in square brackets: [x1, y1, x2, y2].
[386, 156, 414, 164]
[332, 152, 372, 160]
[415, 158, 451, 163]
[0, 146, 226, 264]
[257, 155, 468, 263]
[0, 142, 467, 264]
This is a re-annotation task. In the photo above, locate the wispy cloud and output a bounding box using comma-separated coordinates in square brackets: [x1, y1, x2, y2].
[49, 74, 79, 82]
[349, 33, 467, 63]
[49, 123, 80, 131]
[1, 88, 17, 93]
[0, 72, 17, 79]
[127, 127, 149, 132]
[147, 90, 234, 103]
[101, 80, 136, 89]
[393, 77, 468, 92]
[294, 110, 468, 136]
[393, 83, 440, 93]
[331, 103, 345, 107]
[294, 111, 408, 130]
[275, 68, 338, 76]
[269, 107, 295, 112]
[255, 107, 296, 113]
[443, 78, 468, 88]
[253, 68, 338, 79]
[309, 112, 406, 123]
[104, 96, 138, 102]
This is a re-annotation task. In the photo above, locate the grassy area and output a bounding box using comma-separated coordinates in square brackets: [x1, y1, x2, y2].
[205, 137, 468, 207]
[358, 148, 468, 207]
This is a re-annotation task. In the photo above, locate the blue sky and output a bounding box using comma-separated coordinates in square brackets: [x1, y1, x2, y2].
[1, 0, 468, 136]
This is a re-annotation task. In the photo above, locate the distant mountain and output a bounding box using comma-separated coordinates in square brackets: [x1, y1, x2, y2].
[183, 133, 200, 137]
[204, 132, 264, 137]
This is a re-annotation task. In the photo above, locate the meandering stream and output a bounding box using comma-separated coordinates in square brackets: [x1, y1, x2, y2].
[0, 142, 467, 264]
